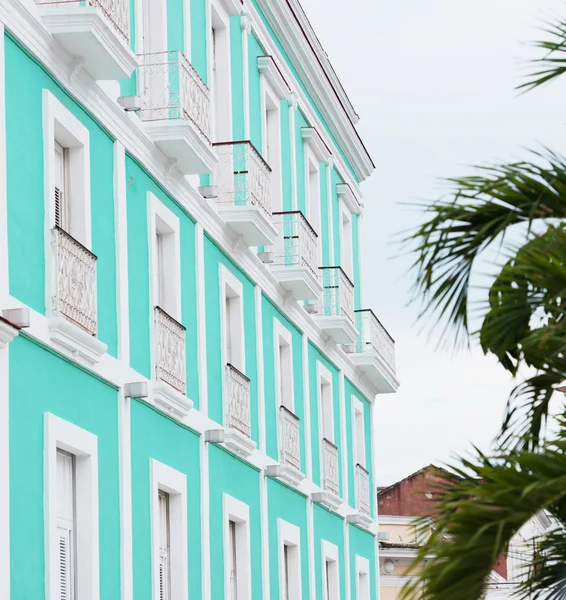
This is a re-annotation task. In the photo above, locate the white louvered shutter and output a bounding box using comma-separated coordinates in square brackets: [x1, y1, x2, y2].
[54, 141, 69, 231]
[229, 520, 238, 600]
[158, 491, 170, 600]
[56, 450, 75, 600]
[283, 545, 290, 600]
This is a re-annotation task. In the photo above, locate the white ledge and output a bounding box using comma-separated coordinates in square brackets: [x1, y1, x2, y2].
[222, 427, 257, 459]
[153, 380, 193, 417]
[311, 490, 342, 512]
[0, 318, 19, 350]
[47, 317, 107, 366]
[265, 463, 306, 488]
[346, 511, 374, 530]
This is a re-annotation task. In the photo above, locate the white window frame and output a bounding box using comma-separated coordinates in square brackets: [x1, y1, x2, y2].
[148, 192, 182, 320]
[260, 78, 283, 212]
[278, 519, 302, 600]
[44, 413, 99, 600]
[321, 539, 340, 600]
[352, 396, 366, 468]
[150, 459, 188, 600]
[209, 0, 233, 143]
[274, 318, 294, 412]
[223, 494, 252, 600]
[355, 555, 370, 600]
[305, 147, 321, 236]
[219, 264, 245, 373]
[340, 204, 354, 280]
[317, 361, 334, 444]
[43, 89, 91, 248]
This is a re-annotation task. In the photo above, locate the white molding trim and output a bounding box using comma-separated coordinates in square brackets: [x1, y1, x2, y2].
[278, 519, 302, 600]
[355, 555, 371, 600]
[0, 330, 9, 600]
[0, 318, 19, 349]
[339, 372, 349, 506]
[288, 91, 298, 211]
[44, 413, 99, 600]
[302, 334, 313, 480]
[195, 224, 208, 415]
[273, 317, 294, 413]
[255, 286, 266, 452]
[241, 14, 251, 140]
[223, 494, 252, 600]
[200, 437, 211, 600]
[307, 496, 316, 600]
[325, 158, 335, 266]
[114, 141, 130, 364]
[47, 316, 108, 366]
[321, 539, 340, 600]
[260, 465, 271, 600]
[0, 24, 7, 305]
[118, 390, 133, 600]
[150, 459, 189, 600]
[302, 126, 331, 162]
[153, 380, 194, 417]
[336, 183, 361, 217]
[317, 360, 335, 443]
[257, 55, 289, 100]
[352, 396, 366, 469]
[344, 518, 351, 600]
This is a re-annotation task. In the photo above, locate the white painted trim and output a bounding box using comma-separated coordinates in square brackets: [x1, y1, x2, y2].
[241, 15, 251, 140]
[258, 55, 289, 100]
[302, 334, 313, 480]
[0, 24, 7, 305]
[355, 555, 370, 600]
[307, 497, 316, 600]
[260, 76, 283, 212]
[352, 396, 365, 469]
[200, 436, 211, 600]
[223, 493, 252, 600]
[0, 338, 9, 600]
[195, 224, 208, 416]
[273, 317, 294, 412]
[118, 390, 133, 600]
[326, 159, 335, 265]
[44, 413, 99, 600]
[370, 402, 378, 520]
[339, 200, 354, 281]
[339, 373, 348, 505]
[219, 263, 245, 373]
[288, 93, 298, 211]
[344, 519, 351, 600]
[321, 539, 340, 600]
[260, 465, 271, 600]
[114, 141, 130, 364]
[255, 286, 266, 452]
[150, 459, 189, 600]
[278, 519, 302, 600]
[317, 360, 335, 443]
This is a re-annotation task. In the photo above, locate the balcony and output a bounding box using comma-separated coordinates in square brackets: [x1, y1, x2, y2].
[211, 141, 278, 246]
[313, 267, 358, 344]
[223, 364, 256, 458]
[153, 306, 192, 417]
[346, 309, 399, 394]
[311, 438, 342, 511]
[36, 0, 137, 80]
[48, 227, 107, 365]
[138, 51, 216, 175]
[266, 406, 305, 487]
[271, 211, 322, 302]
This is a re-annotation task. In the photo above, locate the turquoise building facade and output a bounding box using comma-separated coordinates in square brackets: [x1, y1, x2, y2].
[0, 1, 399, 599]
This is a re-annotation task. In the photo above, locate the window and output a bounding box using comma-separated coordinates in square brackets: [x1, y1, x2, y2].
[220, 265, 245, 372]
[57, 449, 76, 600]
[274, 320, 294, 411]
[263, 84, 282, 212]
[306, 153, 320, 236]
[150, 460, 188, 600]
[158, 491, 171, 600]
[278, 519, 302, 600]
[210, 3, 232, 142]
[45, 413, 99, 600]
[353, 398, 366, 468]
[341, 209, 353, 280]
[54, 141, 70, 231]
[322, 540, 340, 600]
[355, 556, 370, 600]
[223, 495, 251, 600]
[149, 193, 181, 320]
[317, 363, 334, 443]
[141, 0, 167, 54]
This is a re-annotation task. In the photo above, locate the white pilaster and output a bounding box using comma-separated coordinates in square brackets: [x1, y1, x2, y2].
[326, 157, 335, 265]
[260, 470, 271, 600]
[338, 371, 349, 505]
[344, 519, 351, 600]
[255, 285, 266, 452]
[241, 14, 252, 140]
[114, 141, 130, 364]
[118, 391, 133, 600]
[200, 436, 211, 600]
[307, 496, 316, 600]
[0, 23, 7, 304]
[302, 333, 312, 478]
[0, 342, 10, 600]
[288, 92, 298, 211]
[195, 223, 208, 415]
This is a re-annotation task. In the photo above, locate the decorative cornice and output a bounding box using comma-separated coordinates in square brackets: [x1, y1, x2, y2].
[337, 182, 362, 216]
[240, 12, 252, 35]
[257, 55, 289, 100]
[301, 126, 331, 162]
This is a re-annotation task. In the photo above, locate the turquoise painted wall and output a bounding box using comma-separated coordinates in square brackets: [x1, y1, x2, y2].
[349, 525, 377, 600]
[261, 296, 306, 468]
[248, 33, 264, 152]
[9, 336, 121, 600]
[344, 379, 374, 516]
[208, 445, 263, 599]
[130, 400, 203, 600]
[125, 155, 200, 407]
[5, 35, 118, 357]
[308, 343, 342, 495]
[203, 235, 258, 437]
[313, 505, 347, 600]
[266, 479, 310, 599]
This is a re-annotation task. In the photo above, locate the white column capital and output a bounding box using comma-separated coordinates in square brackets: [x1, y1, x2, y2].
[240, 13, 252, 35]
[287, 91, 299, 111]
[0, 318, 19, 350]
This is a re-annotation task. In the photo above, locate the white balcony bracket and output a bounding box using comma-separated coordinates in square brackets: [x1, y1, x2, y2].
[346, 512, 374, 530]
[47, 316, 107, 366]
[266, 463, 305, 488]
[0, 317, 20, 350]
[152, 380, 193, 418]
[221, 427, 256, 459]
[124, 381, 149, 399]
[311, 490, 342, 512]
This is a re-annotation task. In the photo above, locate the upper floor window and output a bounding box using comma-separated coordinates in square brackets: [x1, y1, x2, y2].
[356, 556, 370, 600]
[57, 449, 76, 600]
[158, 491, 171, 600]
[340, 208, 353, 280]
[210, 1, 232, 143]
[318, 364, 334, 443]
[275, 320, 294, 411]
[220, 265, 245, 372]
[279, 520, 302, 600]
[353, 397, 366, 468]
[322, 540, 340, 600]
[302, 127, 330, 239]
[223, 495, 251, 600]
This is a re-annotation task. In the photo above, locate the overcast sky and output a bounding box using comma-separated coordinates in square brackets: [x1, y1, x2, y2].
[301, 0, 566, 485]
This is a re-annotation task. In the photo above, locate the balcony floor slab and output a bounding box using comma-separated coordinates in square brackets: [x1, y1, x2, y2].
[217, 204, 278, 247]
[313, 314, 358, 345]
[348, 352, 399, 394]
[271, 265, 322, 302]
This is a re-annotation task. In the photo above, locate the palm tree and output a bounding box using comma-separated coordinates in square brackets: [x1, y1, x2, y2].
[400, 16, 566, 600]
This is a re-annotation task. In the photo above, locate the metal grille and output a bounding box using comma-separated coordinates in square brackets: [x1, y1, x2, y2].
[356, 309, 396, 371]
[280, 406, 300, 471]
[138, 51, 211, 141]
[36, 0, 130, 42]
[319, 267, 355, 324]
[356, 464, 370, 515]
[322, 438, 339, 495]
[155, 306, 186, 394]
[272, 211, 318, 275]
[213, 141, 272, 218]
[225, 364, 251, 437]
[52, 227, 97, 336]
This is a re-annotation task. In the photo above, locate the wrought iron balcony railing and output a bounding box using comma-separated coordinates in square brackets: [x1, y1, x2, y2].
[272, 211, 318, 275]
[319, 266, 355, 324]
[279, 406, 300, 471]
[322, 438, 339, 496]
[36, 0, 130, 43]
[213, 141, 272, 217]
[356, 309, 396, 372]
[52, 227, 98, 336]
[355, 463, 370, 515]
[155, 306, 186, 394]
[225, 364, 251, 437]
[138, 50, 211, 141]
